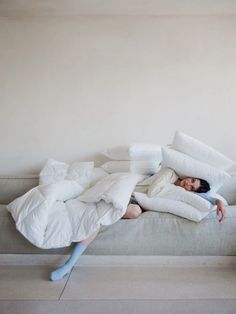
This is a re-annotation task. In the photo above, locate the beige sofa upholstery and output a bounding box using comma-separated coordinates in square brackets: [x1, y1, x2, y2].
[0, 174, 236, 256]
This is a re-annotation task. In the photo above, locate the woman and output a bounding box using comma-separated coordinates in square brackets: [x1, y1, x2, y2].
[123, 168, 226, 223]
[50, 168, 226, 281]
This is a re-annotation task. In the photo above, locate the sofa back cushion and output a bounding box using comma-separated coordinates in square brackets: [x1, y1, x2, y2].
[218, 175, 236, 206]
[0, 171, 235, 206]
[0, 167, 108, 204]
[0, 175, 38, 204]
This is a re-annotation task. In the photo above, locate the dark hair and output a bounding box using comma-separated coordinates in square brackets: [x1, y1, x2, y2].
[196, 179, 210, 193]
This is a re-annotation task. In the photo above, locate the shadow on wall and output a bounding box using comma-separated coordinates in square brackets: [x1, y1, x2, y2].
[78, 153, 109, 167]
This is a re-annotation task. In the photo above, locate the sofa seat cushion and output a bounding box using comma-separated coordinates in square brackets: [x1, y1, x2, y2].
[1, 204, 236, 255]
[0, 205, 71, 254]
[87, 206, 236, 256]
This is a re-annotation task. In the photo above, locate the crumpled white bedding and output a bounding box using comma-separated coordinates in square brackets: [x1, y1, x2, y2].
[7, 172, 143, 249]
[7, 155, 221, 249]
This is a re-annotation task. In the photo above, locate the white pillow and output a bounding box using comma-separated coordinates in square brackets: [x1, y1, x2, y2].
[101, 161, 161, 175]
[89, 167, 108, 187]
[156, 184, 212, 211]
[39, 158, 94, 188]
[172, 131, 235, 171]
[103, 143, 162, 161]
[134, 192, 212, 222]
[161, 147, 230, 191]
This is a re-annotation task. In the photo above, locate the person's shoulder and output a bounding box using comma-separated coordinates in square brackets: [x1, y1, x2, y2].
[164, 167, 177, 177]
[159, 167, 174, 174]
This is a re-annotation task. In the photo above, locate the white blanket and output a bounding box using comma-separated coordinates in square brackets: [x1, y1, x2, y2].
[7, 173, 142, 249]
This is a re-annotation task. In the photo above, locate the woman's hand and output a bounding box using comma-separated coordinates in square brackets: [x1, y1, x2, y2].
[216, 199, 226, 223]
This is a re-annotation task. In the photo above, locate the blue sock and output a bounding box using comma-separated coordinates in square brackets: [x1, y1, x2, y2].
[50, 242, 87, 281]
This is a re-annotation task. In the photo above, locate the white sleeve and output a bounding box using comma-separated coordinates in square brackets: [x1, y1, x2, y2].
[148, 168, 178, 197]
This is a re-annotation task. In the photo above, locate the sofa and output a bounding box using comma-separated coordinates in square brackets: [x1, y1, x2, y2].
[1, 172, 236, 256]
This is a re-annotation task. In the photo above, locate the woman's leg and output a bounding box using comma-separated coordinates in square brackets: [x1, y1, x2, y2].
[122, 204, 142, 219]
[50, 227, 100, 281]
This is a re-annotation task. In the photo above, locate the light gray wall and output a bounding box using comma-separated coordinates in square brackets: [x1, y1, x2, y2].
[0, 16, 236, 174]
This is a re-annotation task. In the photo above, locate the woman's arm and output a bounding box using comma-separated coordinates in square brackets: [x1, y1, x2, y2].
[148, 168, 178, 197]
[199, 194, 226, 223]
[216, 199, 226, 223]
[198, 193, 217, 205]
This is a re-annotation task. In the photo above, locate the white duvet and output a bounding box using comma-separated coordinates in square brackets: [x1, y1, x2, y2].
[7, 172, 142, 249]
[7, 158, 220, 249]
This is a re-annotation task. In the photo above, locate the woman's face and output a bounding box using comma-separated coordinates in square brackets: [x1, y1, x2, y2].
[180, 177, 200, 192]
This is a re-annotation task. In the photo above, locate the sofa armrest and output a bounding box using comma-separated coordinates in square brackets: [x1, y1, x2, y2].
[219, 175, 236, 205]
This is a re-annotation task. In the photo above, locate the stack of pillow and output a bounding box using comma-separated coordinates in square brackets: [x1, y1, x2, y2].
[162, 131, 235, 193]
[101, 143, 162, 175]
[134, 131, 235, 222]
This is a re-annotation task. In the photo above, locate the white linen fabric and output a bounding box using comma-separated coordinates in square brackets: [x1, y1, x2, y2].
[39, 158, 94, 189]
[7, 173, 142, 249]
[101, 160, 161, 175]
[148, 168, 178, 197]
[161, 147, 230, 191]
[132, 172, 163, 194]
[172, 131, 235, 171]
[103, 143, 162, 161]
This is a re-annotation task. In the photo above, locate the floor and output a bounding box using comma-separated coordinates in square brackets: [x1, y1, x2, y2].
[1, 265, 236, 314]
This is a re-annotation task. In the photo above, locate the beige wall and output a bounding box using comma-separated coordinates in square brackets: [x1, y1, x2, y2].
[0, 16, 236, 174]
